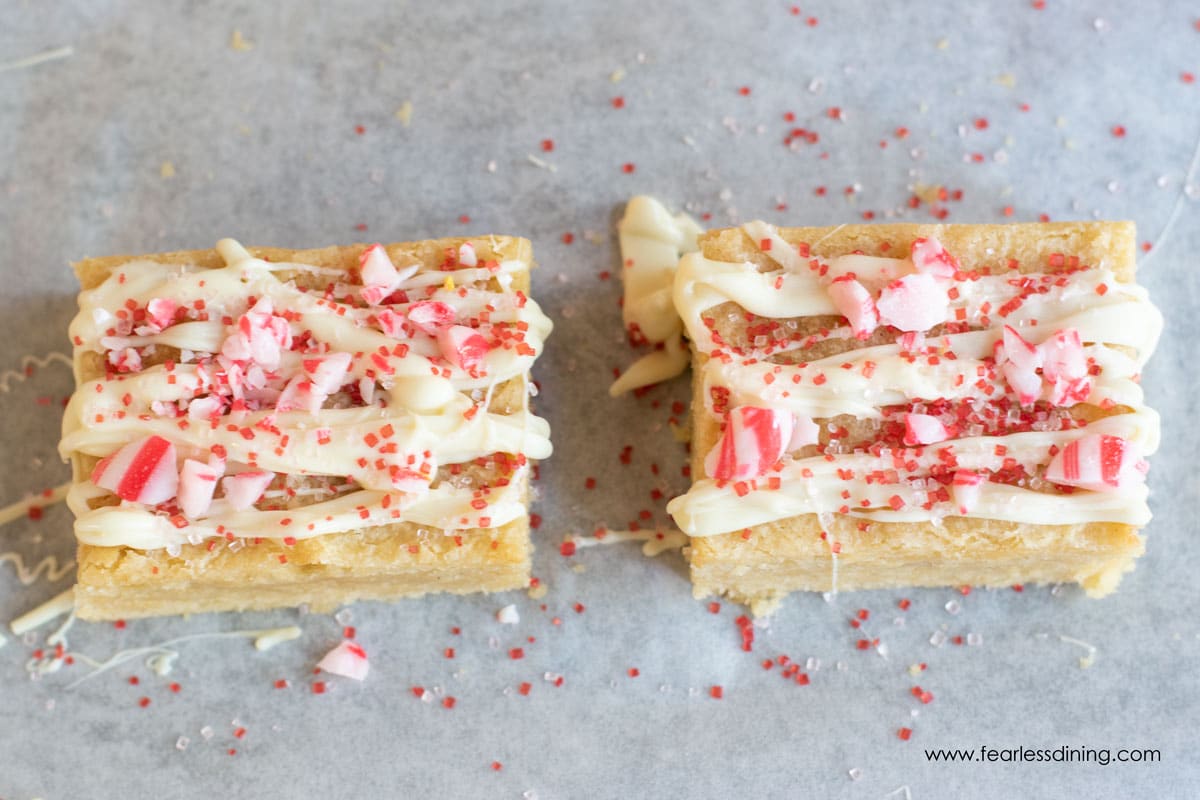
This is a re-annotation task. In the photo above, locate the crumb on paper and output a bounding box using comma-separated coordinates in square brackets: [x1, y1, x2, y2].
[936, 38, 950, 50]
[230, 30, 254, 51]
[994, 72, 1017, 88]
[609, 67, 625, 83]
[526, 154, 557, 172]
[395, 100, 413, 126]
[160, 161, 176, 179]
[527, 582, 548, 600]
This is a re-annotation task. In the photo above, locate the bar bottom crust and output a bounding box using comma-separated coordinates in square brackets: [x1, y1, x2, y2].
[74, 518, 530, 620]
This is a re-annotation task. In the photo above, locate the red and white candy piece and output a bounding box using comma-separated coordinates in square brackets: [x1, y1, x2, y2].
[996, 325, 1043, 406]
[705, 405, 794, 482]
[303, 352, 352, 395]
[458, 242, 478, 267]
[437, 325, 490, 370]
[108, 347, 142, 373]
[789, 414, 821, 451]
[951, 469, 985, 514]
[277, 352, 353, 413]
[90, 435, 178, 505]
[827, 277, 878, 339]
[1040, 328, 1092, 406]
[221, 471, 275, 511]
[177, 457, 224, 518]
[1044, 434, 1145, 492]
[317, 640, 370, 681]
[359, 244, 400, 306]
[376, 308, 406, 339]
[408, 300, 456, 335]
[145, 297, 178, 331]
[875, 273, 948, 332]
[904, 413, 950, 446]
[221, 297, 292, 370]
[909, 236, 959, 279]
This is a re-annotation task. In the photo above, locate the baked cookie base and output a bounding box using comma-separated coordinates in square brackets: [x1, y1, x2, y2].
[68, 239, 538, 620]
[74, 519, 530, 620]
[685, 221, 1145, 613]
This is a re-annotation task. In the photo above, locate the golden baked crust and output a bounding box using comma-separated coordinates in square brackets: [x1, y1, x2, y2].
[686, 221, 1145, 612]
[67, 237, 539, 620]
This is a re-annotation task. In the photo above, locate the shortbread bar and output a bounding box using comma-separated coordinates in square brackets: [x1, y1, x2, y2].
[666, 220, 1161, 614]
[60, 236, 552, 619]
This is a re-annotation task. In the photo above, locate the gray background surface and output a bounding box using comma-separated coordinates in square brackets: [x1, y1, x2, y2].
[1, 2, 1198, 798]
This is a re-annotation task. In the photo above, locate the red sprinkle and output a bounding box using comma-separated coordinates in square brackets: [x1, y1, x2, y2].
[560, 541, 577, 557]
[621, 162, 636, 174]
[312, 681, 327, 694]
[709, 685, 724, 699]
[137, 697, 150, 708]
[898, 727, 913, 741]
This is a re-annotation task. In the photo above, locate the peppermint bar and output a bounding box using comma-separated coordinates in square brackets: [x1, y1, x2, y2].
[60, 237, 552, 619]
[666, 219, 1161, 614]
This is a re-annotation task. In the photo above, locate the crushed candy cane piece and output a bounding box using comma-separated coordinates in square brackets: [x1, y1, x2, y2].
[789, 415, 821, 451]
[706, 406, 793, 481]
[90, 435, 178, 505]
[302, 352, 352, 395]
[437, 325, 490, 370]
[221, 471, 274, 510]
[952, 470, 985, 514]
[904, 413, 950, 446]
[1045, 434, 1145, 492]
[458, 242, 478, 267]
[875, 273, 947, 332]
[317, 640, 369, 681]
[1040, 328, 1092, 406]
[221, 297, 291, 370]
[108, 347, 142, 373]
[178, 458, 223, 518]
[145, 298, 178, 330]
[408, 301, 456, 335]
[496, 604, 520, 624]
[827, 277, 878, 339]
[910, 236, 959, 279]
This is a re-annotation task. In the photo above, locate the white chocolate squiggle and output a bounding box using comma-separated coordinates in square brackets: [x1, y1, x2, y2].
[666, 221, 1162, 537]
[61, 239, 552, 550]
[609, 196, 702, 396]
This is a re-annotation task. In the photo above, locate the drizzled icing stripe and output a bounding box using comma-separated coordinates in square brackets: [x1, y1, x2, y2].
[667, 220, 1161, 537]
[61, 238, 552, 551]
[609, 196, 703, 396]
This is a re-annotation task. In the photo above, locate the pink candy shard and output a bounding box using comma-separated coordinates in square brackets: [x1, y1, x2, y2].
[391, 465, 433, 494]
[145, 298, 178, 331]
[437, 325, 490, 370]
[1044, 434, 1144, 492]
[705, 405, 794, 482]
[302, 352, 352, 395]
[317, 640, 370, 681]
[875, 273, 948, 332]
[276, 377, 320, 413]
[788, 414, 821, 451]
[458, 242, 478, 267]
[221, 297, 292, 370]
[90, 435, 178, 505]
[1040, 328, 1092, 406]
[408, 301, 456, 335]
[357, 244, 400, 293]
[909, 236, 959, 279]
[827, 277, 879, 339]
[276, 352, 353, 413]
[951, 469, 985, 514]
[108, 347, 142, 373]
[221, 471, 275, 511]
[178, 457, 224, 518]
[997, 325, 1043, 407]
[187, 395, 224, 421]
[903, 413, 950, 446]
[375, 308, 406, 339]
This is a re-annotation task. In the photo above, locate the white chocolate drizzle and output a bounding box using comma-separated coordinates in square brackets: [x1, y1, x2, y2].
[666, 220, 1162, 537]
[610, 196, 702, 395]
